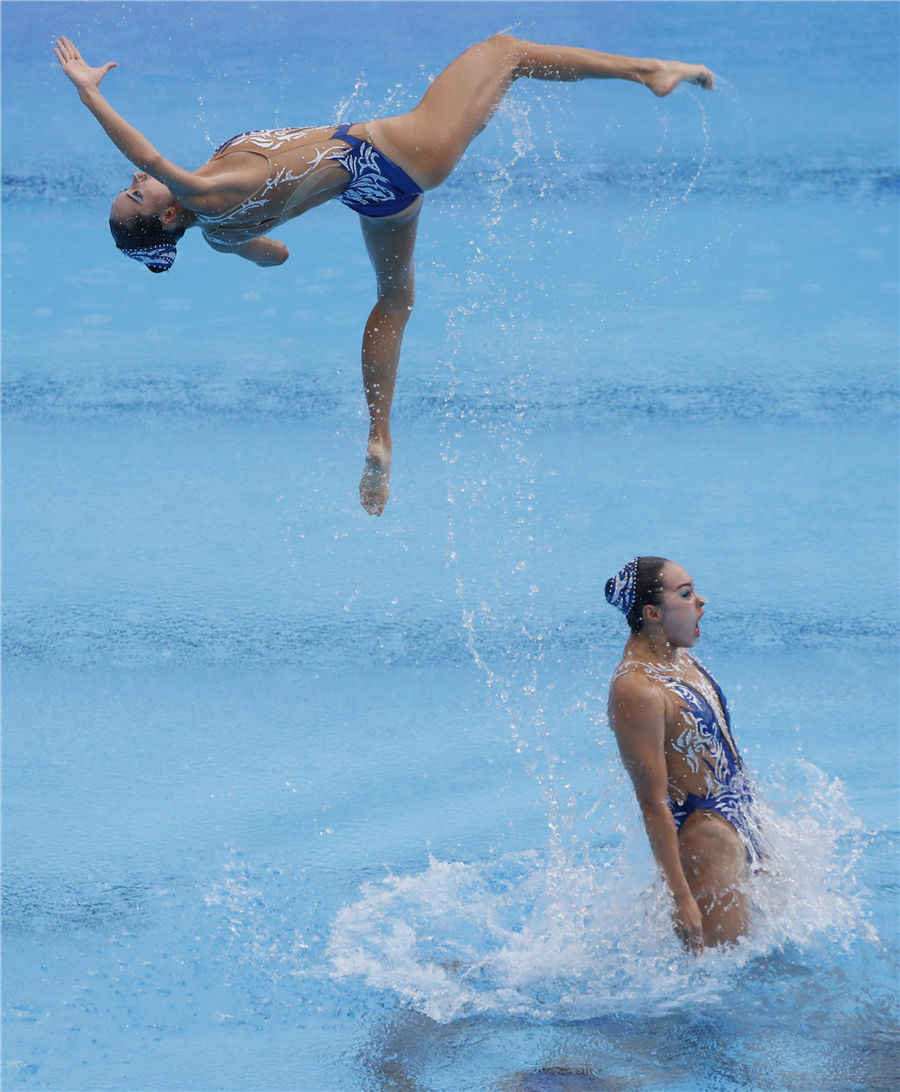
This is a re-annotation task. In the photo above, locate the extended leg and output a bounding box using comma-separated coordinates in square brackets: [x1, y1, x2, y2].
[356, 203, 420, 516]
[372, 34, 714, 189]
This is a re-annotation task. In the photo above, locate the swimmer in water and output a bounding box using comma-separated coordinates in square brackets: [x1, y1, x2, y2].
[55, 35, 713, 516]
[605, 557, 761, 953]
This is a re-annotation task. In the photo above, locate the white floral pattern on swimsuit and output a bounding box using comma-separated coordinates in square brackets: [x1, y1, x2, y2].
[331, 141, 411, 208]
[615, 657, 739, 785]
[195, 129, 340, 237]
[611, 655, 761, 862]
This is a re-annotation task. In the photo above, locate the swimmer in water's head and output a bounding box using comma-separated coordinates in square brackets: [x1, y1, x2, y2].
[605, 555, 669, 633]
[55, 34, 713, 515]
[606, 558, 761, 953]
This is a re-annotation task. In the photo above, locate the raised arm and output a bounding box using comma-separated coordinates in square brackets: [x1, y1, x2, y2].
[609, 671, 704, 952]
[54, 37, 210, 201]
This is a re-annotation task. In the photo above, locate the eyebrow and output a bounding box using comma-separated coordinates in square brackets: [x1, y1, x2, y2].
[674, 582, 693, 591]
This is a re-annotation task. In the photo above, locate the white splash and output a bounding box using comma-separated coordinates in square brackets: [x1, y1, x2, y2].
[326, 762, 880, 1024]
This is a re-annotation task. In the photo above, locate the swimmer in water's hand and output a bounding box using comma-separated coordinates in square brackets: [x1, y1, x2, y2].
[605, 558, 761, 953]
[55, 35, 713, 516]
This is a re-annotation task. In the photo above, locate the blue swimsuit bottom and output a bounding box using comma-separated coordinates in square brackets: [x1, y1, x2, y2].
[330, 124, 423, 218]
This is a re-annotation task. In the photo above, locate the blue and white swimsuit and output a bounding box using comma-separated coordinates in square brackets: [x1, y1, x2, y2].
[613, 656, 762, 863]
[195, 124, 423, 247]
[329, 124, 423, 217]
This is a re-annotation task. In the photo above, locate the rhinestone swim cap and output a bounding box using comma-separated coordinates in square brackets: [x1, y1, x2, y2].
[120, 243, 176, 272]
[605, 558, 639, 615]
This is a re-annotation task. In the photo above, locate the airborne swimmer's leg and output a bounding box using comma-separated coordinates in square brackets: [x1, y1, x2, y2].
[356, 202, 420, 517]
[371, 34, 714, 189]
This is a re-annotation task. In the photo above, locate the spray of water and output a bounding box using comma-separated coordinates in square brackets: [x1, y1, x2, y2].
[325, 756, 881, 1023]
[322, 82, 885, 1026]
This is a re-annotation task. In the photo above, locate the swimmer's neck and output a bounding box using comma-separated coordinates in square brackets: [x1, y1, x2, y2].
[622, 632, 687, 668]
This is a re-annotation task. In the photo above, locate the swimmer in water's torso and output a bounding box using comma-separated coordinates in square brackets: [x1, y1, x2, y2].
[606, 557, 761, 952]
[55, 34, 713, 516]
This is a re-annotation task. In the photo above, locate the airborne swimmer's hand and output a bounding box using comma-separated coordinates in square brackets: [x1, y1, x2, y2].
[54, 36, 118, 98]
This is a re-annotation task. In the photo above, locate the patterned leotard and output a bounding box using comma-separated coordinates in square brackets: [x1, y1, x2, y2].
[195, 125, 423, 247]
[612, 656, 762, 863]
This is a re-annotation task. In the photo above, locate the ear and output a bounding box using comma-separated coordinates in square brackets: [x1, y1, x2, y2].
[160, 204, 180, 228]
[643, 603, 662, 625]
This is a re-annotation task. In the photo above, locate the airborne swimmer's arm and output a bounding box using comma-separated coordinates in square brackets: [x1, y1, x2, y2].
[204, 235, 290, 266]
[54, 36, 212, 202]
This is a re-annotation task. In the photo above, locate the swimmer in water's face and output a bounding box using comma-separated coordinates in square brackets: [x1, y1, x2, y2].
[55, 34, 713, 515]
[644, 562, 708, 651]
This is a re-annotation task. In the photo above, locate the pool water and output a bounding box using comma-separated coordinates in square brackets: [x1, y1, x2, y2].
[3, 2, 898, 1090]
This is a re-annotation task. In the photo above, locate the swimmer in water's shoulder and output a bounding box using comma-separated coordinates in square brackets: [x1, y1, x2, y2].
[605, 557, 761, 953]
[55, 35, 713, 516]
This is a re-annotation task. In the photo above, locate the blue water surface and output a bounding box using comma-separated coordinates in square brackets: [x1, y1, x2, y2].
[3, 2, 898, 1090]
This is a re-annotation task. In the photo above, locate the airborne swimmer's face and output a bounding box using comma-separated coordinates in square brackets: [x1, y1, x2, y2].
[109, 172, 176, 225]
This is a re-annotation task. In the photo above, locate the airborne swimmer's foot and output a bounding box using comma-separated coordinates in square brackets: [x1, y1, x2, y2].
[359, 438, 392, 517]
[644, 60, 715, 97]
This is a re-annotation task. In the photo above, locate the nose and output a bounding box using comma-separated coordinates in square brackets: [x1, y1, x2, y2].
[132, 171, 146, 185]
[697, 596, 707, 612]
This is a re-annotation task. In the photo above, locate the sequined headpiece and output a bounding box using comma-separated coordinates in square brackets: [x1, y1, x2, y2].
[120, 243, 177, 271]
[606, 558, 639, 616]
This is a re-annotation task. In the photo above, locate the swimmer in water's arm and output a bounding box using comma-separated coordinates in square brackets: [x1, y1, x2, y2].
[606, 558, 761, 953]
[55, 35, 713, 517]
